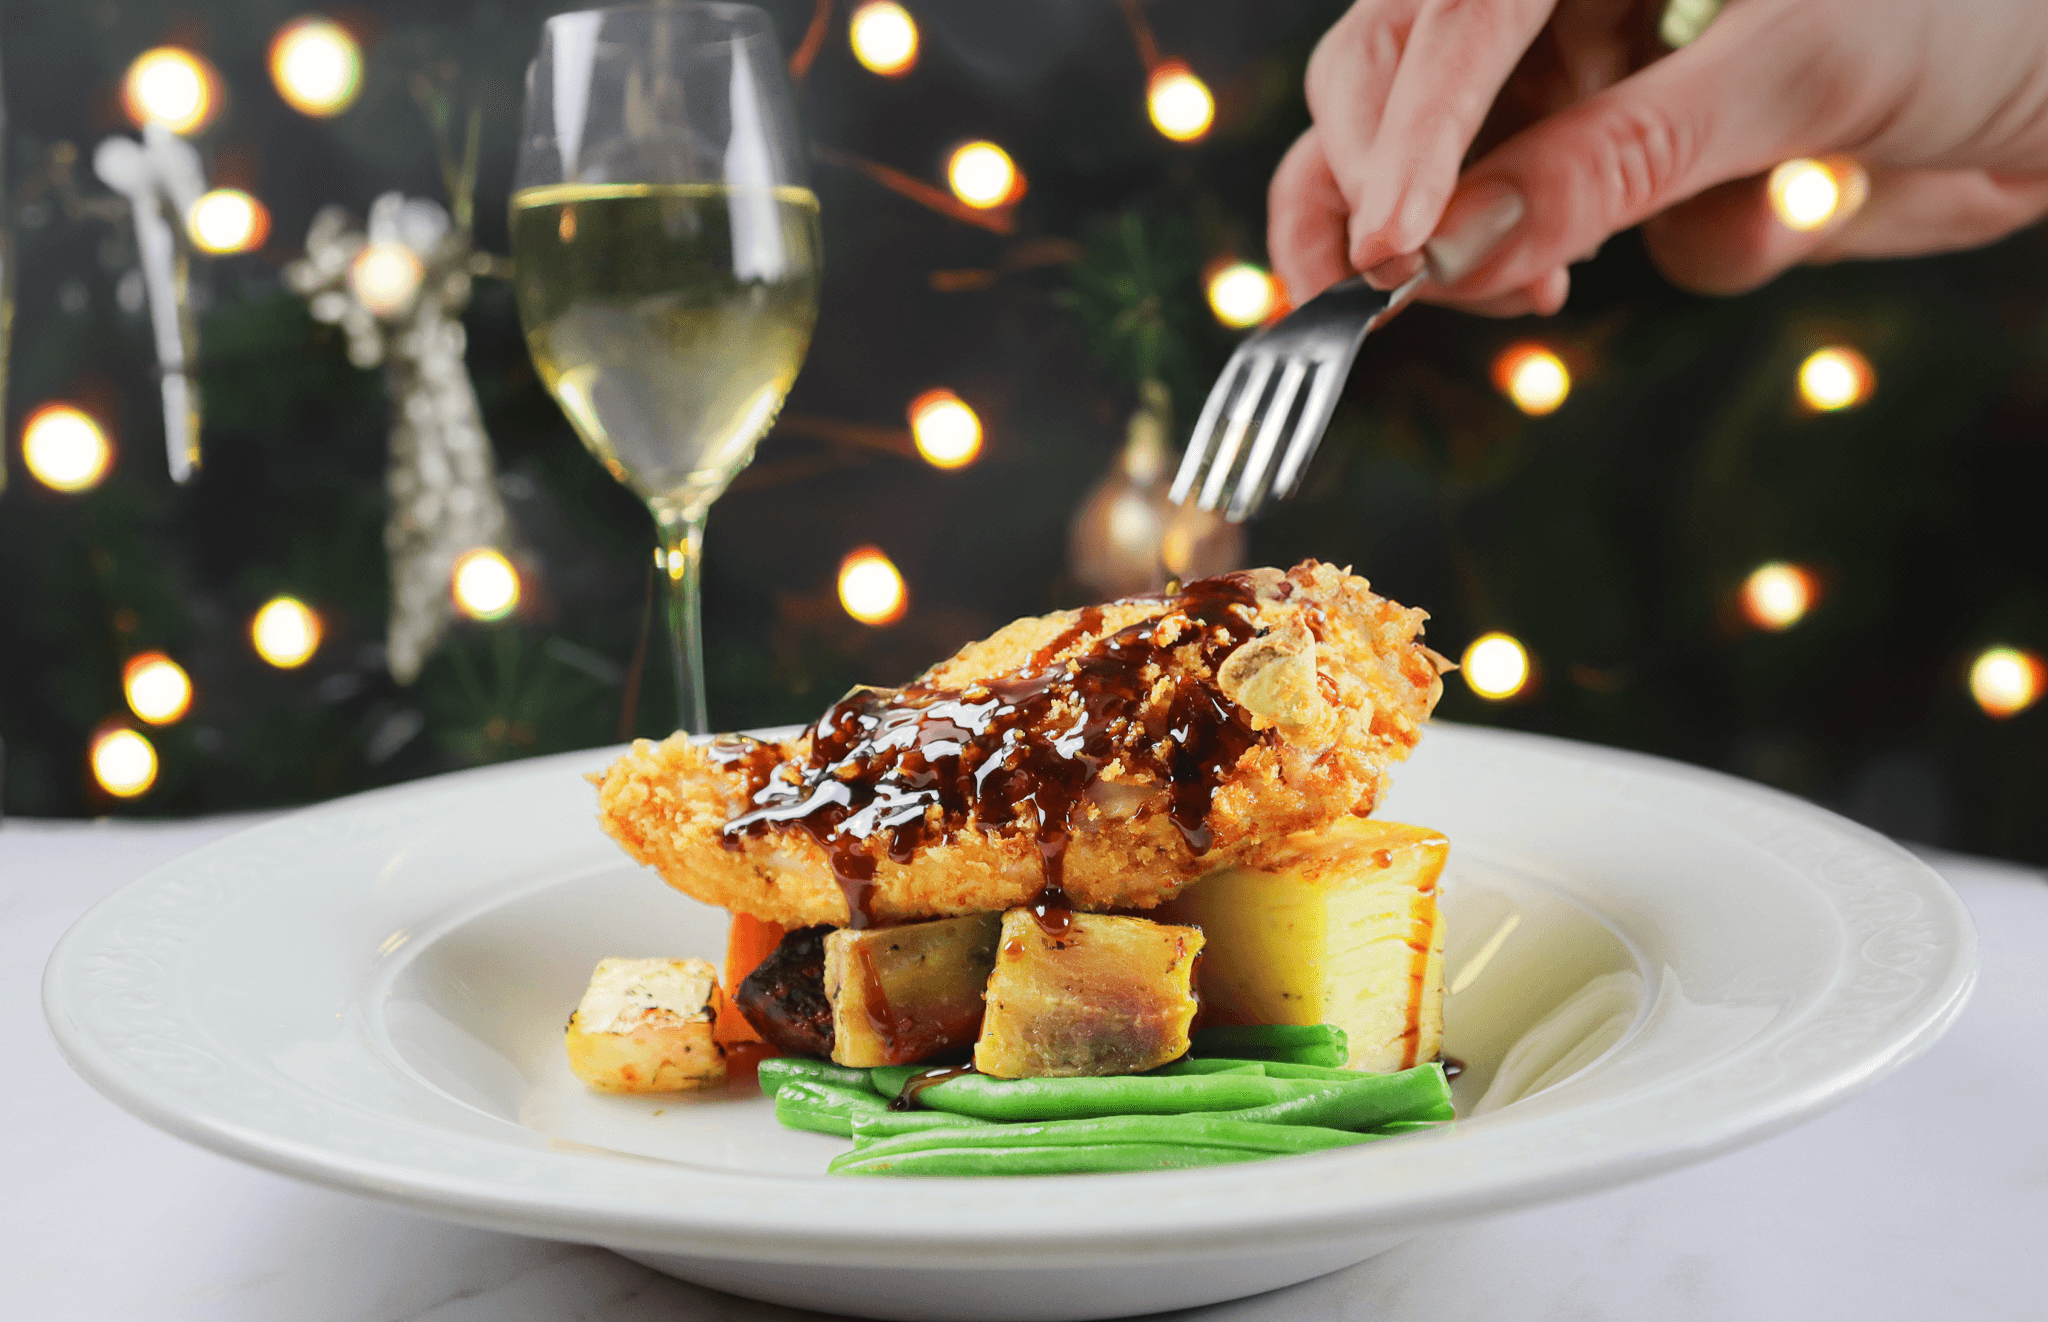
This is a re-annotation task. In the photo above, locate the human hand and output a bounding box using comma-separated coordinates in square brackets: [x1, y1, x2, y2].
[1270, 0, 2048, 315]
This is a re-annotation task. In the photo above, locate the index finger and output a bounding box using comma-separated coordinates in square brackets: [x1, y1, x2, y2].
[1304, 0, 1423, 236]
[1327, 0, 1559, 273]
[1269, 128, 1356, 303]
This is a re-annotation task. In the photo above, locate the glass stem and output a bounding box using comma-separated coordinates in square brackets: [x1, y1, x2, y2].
[653, 501, 710, 736]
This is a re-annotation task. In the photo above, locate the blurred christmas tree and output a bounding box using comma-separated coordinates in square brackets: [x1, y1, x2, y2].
[0, 0, 2041, 863]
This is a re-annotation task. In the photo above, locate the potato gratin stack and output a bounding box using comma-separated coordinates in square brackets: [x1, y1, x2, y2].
[570, 561, 1453, 1093]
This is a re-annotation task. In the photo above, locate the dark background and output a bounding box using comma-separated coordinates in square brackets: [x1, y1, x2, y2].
[2, 0, 2043, 863]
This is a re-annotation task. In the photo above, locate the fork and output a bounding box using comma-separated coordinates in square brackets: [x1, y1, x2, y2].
[1169, 266, 1429, 522]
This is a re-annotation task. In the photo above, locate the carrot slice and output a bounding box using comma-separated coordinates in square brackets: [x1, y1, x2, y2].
[714, 913, 787, 1046]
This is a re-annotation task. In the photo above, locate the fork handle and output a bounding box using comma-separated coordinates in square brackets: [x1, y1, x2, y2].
[1315, 268, 1430, 333]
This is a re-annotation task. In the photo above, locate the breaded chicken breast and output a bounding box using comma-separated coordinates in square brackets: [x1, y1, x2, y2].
[596, 562, 1448, 928]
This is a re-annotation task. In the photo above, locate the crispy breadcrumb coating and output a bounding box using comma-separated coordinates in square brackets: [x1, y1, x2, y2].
[596, 562, 1447, 927]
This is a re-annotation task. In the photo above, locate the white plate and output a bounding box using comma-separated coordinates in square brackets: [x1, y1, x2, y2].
[44, 725, 1976, 1321]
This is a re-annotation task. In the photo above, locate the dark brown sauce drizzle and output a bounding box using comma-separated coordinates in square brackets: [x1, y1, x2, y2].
[722, 574, 1272, 927]
[1029, 605, 1104, 670]
[1028, 883, 1074, 937]
[853, 942, 987, 1065]
[891, 1063, 978, 1110]
[1437, 1054, 1465, 1081]
[1399, 881, 1441, 1070]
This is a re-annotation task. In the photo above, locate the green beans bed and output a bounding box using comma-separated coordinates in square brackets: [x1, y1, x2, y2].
[757, 1024, 1456, 1176]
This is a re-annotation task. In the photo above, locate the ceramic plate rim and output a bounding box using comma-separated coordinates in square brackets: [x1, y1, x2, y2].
[43, 725, 1977, 1261]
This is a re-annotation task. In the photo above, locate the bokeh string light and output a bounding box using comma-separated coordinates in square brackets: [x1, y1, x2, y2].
[1147, 61, 1214, 142]
[122, 47, 220, 134]
[188, 188, 271, 254]
[1797, 346, 1873, 411]
[123, 652, 194, 725]
[838, 546, 908, 626]
[848, 1, 918, 77]
[90, 726, 159, 798]
[1740, 562, 1817, 631]
[349, 243, 426, 318]
[269, 17, 363, 117]
[1968, 646, 2044, 718]
[909, 389, 983, 468]
[1461, 632, 1531, 700]
[21, 404, 112, 493]
[251, 596, 322, 668]
[451, 548, 521, 620]
[1205, 261, 1280, 329]
[1493, 343, 1572, 415]
[1767, 158, 1846, 232]
[1658, 0, 1723, 47]
[947, 141, 1021, 210]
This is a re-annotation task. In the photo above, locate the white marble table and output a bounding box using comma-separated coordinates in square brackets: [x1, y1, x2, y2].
[6, 813, 2045, 1321]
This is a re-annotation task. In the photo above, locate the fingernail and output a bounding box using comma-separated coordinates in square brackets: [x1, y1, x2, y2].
[1425, 184, 1526, 283]
[1363, 252, 1425, 291]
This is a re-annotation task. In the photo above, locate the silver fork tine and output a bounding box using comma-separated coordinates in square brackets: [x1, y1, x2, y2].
[1168, 349, 1249, 505]
[1175, 267, 1431, 520]
[1270, 358, 1344, 499]
[1224, 358, 1309, 522]
[1196, 354, 1275, 511]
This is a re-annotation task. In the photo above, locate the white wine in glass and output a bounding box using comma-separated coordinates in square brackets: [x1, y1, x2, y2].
[512, 5, 820, 734]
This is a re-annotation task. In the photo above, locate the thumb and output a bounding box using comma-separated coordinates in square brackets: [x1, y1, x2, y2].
[1422, 1, 1850, 300]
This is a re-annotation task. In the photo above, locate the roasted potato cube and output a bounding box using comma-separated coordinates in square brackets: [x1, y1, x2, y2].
[974, 911, 1203, 1078]
[564, 957, 726, 1092]
[824, 913, 1001, 1067]
[1159, 818, 1447, 1072]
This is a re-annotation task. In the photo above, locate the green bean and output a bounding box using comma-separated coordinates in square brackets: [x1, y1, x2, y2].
[1190, 1024, 1349, 1068]
[851, 1114, 1380, 1159]
[832, 1115, 1386, 1175]
[756, 1057, 876, 1095]
[1159, 1056, 1450, 1102]
[1146, 1064, 1449, 1137]
[885, 1072, 1336, 1121]
[866, 1065, 925, 1099]
[1157, 1057, 1370, 1082]
[831, 1142, 1270, 1176]
[1237, 1059, 1366, 1081]
[788, 1077, 893, 1107]
[1145, 1059, 1272, 1077]
[1221, 1064, 1452, 1131]
[849, 1109, 1000, 1140]
[772, 1078, 892, 1137]
[1192, 1024, 1345, 1052]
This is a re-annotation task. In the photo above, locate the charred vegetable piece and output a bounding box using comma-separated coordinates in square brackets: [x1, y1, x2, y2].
[1159, 818, 1448, 1072]
[974, 911, 1203, 1078]
[734, 925, 835, 1057]
[824, 913, 1002, 1067]
[564, 957, 726, 1092]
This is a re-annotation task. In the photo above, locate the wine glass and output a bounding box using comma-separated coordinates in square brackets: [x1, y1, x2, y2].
[512, 3, 820, 735]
